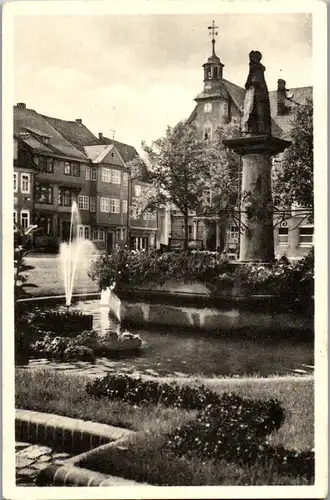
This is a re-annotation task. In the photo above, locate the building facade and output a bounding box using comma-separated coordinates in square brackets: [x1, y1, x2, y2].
[14, 104, 161, 252]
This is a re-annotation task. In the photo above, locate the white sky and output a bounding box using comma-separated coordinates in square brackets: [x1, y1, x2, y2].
[14, 13, 312, 152]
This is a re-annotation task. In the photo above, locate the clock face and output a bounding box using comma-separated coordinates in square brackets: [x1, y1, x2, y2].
[204, 102, 212, 113]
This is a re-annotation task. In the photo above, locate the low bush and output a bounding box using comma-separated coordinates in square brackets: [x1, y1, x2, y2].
[34, 235, 60, 254]
[63, 345, 95, 363]
[167, 402, 314, 480]
[86, 373, 224, 410]
[30, 332, 96, 362]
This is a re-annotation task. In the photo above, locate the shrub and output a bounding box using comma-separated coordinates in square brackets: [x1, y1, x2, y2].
[88, 249, 234, 292]
[72, 330, 99, 349]
[86, 373, 224, 410]
[166, 393, 285, 462]
[34, 234, 60, 254]
[63, 345, 95, 363]
[30, 334, 72, 359]
[166, 397, 314, 480]
[89, 249, 314, 314]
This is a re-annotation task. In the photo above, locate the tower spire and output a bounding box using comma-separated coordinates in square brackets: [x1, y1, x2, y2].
[208, 20, 218, 56]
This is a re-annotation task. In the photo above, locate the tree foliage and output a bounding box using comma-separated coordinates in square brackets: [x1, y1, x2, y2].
[272, 99, 313, 211]
[128, 120, 240, 248]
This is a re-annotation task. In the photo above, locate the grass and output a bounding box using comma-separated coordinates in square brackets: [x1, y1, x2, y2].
[15, 368, 314, 485]
[24, 255, 98, 296]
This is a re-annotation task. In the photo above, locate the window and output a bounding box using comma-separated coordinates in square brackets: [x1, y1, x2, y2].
[299, 227, 314, 246]
[131, 203, 138, 219]
[99, 228, 105, 241]
[116, 227, 126, 241]
[122, 200, 128, 214]
[203, 125, 212, 141]
[64, 161, 80, 176]
[135, 185, 141, 197]
[202, 189, 212, 206]
[90, 197, 96, 212]
[72, 163, 80, 177]
[123, 173, 128, 186]
[188, 225, 193, 237]
[35, 183, 53, 204]
[111, 170, 121, 184]
[14, 172, 18, 192]
[37, 215, 52, 235]
[21, 210, 30, 230]
[13, 210, 17, 231]
[229, 226, 239, 241]
[110, 198, 120, 214]
[101, 168, 111, 183]
[92, 227, 105, 241]
[78, 225, 90, 240]
[78, 195, 89, 210]
[100, 197, 110, 213]
[21, 173, 31, 194]
[39, 157, 54, 173]
[278, 227, 289, 245]
[85, 166, 90, 180]
[91, 167, 97, 181]
[204, 103, 212, 113]
[64, 161, 71, 175]
[58, 188, 72, 207]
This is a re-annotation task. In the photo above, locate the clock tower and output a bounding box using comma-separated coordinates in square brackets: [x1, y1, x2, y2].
[194, 21, 230, 140]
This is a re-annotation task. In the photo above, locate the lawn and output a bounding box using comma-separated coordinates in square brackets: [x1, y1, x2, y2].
[24, 255, 98, 296]
[16, 369, 314, 485]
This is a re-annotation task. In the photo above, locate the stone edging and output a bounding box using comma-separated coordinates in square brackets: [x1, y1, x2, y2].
[16, 409, 150, 487]
[16, 409, 134, 454]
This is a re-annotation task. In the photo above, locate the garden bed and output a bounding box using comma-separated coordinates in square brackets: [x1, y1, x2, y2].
[16, 369, 314, 485]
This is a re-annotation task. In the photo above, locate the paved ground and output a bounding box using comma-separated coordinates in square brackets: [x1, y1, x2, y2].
[16, 442, 73, 486]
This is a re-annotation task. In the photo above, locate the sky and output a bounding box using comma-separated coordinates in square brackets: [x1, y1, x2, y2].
[14, 13, 312, 152]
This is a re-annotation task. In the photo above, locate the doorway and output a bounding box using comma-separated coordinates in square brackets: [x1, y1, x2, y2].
[107, 231, 114, 252]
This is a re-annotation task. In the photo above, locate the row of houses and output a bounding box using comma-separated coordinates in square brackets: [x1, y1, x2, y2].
[14, 103, 160, 252]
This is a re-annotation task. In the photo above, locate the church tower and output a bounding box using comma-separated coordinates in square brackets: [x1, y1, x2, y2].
[194, 21, 230, 140]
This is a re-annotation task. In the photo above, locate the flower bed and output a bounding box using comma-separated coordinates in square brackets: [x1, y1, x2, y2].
[86, 373, 314, 481]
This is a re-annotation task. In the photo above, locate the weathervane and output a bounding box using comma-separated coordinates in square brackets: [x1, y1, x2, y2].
[208, 20, 218, 56]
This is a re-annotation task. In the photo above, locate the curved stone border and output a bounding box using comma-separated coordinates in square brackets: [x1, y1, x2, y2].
[16, 409, 134, 454]
[37, 464, 150, 487]
[16, 409, 146, 487]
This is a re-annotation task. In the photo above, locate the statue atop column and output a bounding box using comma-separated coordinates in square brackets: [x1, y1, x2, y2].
[241, 51, 272, 136]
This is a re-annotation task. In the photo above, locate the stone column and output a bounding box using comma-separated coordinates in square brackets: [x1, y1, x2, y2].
[223, 136, 291, 264]
[240, 153, 274, 262]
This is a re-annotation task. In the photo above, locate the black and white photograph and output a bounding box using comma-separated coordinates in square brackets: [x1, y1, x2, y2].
[2, 0, 327, 498]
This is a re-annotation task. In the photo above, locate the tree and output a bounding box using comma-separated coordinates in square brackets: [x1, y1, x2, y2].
[128, 121, 240, 250]
[272, 99, 313, 214]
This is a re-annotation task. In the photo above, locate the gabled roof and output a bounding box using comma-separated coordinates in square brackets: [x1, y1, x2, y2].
[96, 136, 139, 163]
[268, 86, 312, 136]
[42, 114, 100, 152]
[84, 144, 115, 163]
[14, 106, 87, 160]
[191, 77, 308, 138]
